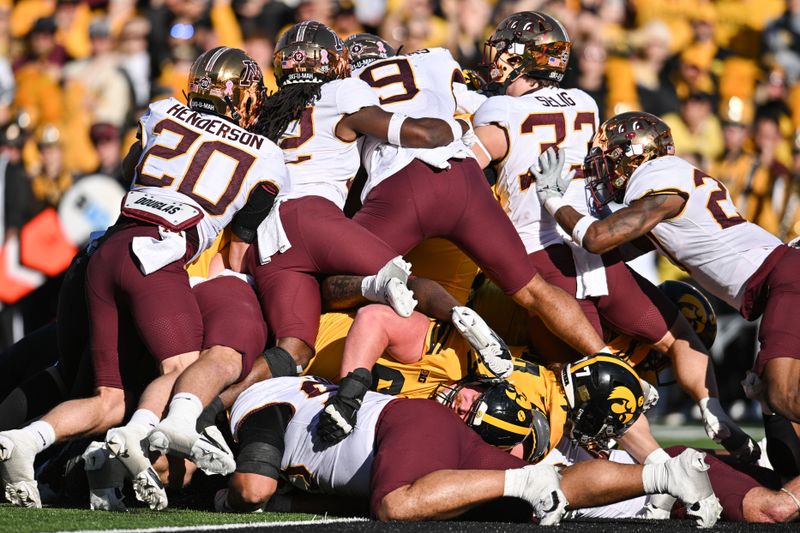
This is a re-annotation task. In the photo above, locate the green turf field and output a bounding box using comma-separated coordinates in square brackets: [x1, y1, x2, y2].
[0, 506, 319, 533]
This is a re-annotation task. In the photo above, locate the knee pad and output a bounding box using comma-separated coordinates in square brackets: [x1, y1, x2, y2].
[263, 347, 302, 378]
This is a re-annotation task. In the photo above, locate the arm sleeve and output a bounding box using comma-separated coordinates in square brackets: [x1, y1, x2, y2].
[235, 403, 294, 479]
[230, 181, 279, 243]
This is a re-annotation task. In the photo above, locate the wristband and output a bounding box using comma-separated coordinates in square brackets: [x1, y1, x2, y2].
[387, 113, 407, 147]
[472, 135, 491, 160]
[448, 118, 466, 142]
[543, 197, 566, 216]
[571, 215, 597, 248]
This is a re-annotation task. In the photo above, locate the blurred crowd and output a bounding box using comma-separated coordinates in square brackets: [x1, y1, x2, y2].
[3, 0, 800, 424]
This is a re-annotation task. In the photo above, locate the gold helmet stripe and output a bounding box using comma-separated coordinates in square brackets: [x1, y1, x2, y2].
[570, 354, 635, 374]
[481, 413, 530, 436]
[205, 47, 228, 74]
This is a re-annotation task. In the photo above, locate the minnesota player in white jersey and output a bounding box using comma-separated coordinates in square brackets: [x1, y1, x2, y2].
[534, 110, 800, 427]
[215, 376, 720, 527]
[342, 33, 610, 377]
[233, 22, 469, 389]
[470, 11, 756, 460]
[0, 47, 288, 509]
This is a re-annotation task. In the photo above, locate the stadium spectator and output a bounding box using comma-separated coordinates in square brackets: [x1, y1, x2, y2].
[13, 17, 65, 127]
[763, 0, 800, 84]
[662, 91, 724, 166]
[631, 20, 680, 117]
[86, 123, 124, 188]
[28, 124, 72, 213]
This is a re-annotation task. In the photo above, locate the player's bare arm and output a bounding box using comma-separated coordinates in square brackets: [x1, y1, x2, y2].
[472, 124, 508, 169]
[554, 194, 683, 255]
[338, 105, 467, 147]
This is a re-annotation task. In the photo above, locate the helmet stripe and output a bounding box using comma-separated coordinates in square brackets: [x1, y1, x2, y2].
[481, 413, 530, 436]
[205, 47, 228, 73]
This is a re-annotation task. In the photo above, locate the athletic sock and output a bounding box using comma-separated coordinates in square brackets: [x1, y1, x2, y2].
[22, 420, 55, 454]
[165, 393, 203, 429]
[128, 409, 159, 432]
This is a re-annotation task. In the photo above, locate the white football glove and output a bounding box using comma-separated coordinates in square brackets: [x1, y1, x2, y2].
[699, 397, 761, 463]
[531, 147, 572, 213]
[451, 306, 513, 379]
[640, 379, 660, 414]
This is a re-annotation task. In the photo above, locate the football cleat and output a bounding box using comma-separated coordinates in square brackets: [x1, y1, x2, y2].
[451, 306, 513, 379]
[664, 449, 722, 528]
[0, 430, 41, 508]
[361, 256, 417, 317]
[148, 418, 196, 458]
[636, 494, 676, 520]
[132, 467, 168, 511]
[517, 463, 568, 526]
[189, 425, 237, 476]
[106, 424, 168, 510]
[83, 441, 128, 512]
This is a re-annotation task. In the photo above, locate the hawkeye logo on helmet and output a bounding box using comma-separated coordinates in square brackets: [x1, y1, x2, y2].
[607, 386, 643, 425]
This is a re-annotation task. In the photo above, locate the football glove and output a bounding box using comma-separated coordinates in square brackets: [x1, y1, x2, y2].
[316, 368, 372, 445]
[531, 147, 572, 213]
[451, 306, 513, 379]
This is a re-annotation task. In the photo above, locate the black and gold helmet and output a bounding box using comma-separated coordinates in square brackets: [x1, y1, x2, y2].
[560, 354, 644, 453]
[659, 280, 717, 350]
[187, 46, 264, 129]
[482, 11, 571, 92]
[274, 21, 349, 86]
[584, 111, 675, 206]
[344, 33, 395, 70]
[434, 380, 545, 449]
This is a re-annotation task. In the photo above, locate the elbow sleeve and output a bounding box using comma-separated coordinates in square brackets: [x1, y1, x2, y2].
[231, 183, 278, 243]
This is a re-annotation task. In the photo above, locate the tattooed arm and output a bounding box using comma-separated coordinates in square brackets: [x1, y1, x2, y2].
[321, 276, 367, 312]
[552, 194, 684, 255]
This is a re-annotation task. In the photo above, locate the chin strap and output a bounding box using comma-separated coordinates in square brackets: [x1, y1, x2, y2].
[224, 95, 242, 125]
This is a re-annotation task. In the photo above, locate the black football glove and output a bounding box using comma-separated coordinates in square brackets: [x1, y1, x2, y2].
[316, 368, 372, 445]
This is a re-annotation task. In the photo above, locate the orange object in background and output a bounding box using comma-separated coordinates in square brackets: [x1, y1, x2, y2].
[0, 208, 77, 304]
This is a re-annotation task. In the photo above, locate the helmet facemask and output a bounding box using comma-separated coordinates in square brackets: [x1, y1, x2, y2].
[481, 11, 572, 95]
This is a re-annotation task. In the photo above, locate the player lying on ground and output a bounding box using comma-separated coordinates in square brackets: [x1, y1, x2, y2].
[215, 375, 720, 526]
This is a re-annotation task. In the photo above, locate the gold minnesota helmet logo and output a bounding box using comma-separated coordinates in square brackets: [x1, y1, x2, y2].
[607, 386, 642, 424]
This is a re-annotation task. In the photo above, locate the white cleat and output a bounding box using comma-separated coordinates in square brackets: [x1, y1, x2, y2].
[517, 463, 568, 526]
[106, 425, 167, 510]
[190, 426, 236, 476]
[664, 449, 722, 528]
[148, 418, 196, 457]
[0, 430, 41, 508]
[636, 494, 676, 520]
[451, 306, 513, 379]
[132, 467, 168, 511]
[361, 257, 417, 317]
[83, 441, 128, 512]
[384, 278, 417, 318]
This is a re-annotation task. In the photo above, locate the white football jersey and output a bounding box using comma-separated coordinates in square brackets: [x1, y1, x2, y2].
[134, 98, 289, 256]
[229, 376, 395, 496]
[473, 87, 599, 253]
[353, 48, 478, 199]
[277, 78, 380, 210]
[623, 156, 781, 309]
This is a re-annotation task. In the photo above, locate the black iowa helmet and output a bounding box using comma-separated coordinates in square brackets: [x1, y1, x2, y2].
[274, 21, 349, 86]
[561, 354, 644, 452]
[434, 380, 545, 449]
[659, 280, 717, 350]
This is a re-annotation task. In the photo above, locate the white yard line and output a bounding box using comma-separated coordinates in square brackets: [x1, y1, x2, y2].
[60, 516, 370, 533]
